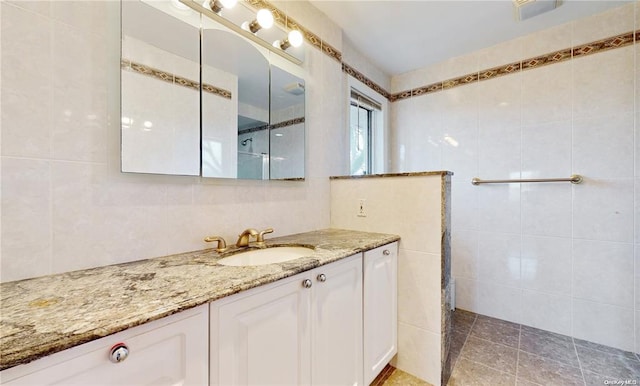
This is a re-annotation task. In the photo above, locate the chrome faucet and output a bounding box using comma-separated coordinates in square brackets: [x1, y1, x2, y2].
[236, 228, 259, 247]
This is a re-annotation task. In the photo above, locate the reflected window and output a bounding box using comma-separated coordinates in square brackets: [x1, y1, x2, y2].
[349, 89, 381, 175]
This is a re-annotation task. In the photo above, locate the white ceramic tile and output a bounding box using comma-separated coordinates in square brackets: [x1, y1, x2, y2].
[451, 181, 478, 231]
[397, 249, 442, 333]
[477, 73, 521, 128]
[1, 3, 52, 158]
[521, 290, 572, 336]
[573, 178, 634, 243]
[395, 322, 441, 385]
[521, 61, 572, 126]
[330, 176, 443, 254]
[50, 0, 109, 36]
[521, 235, 572, 295]
[477, 37, 522, 70]
[477, 123, 521, 180]
[636, 245, 640, 310]
[478, 232, 521, 287]
[521, 120, 572, 178]
[1, 157, 51, 282]
[572, 299, 634, 352]
[452, 277, 479, 313]
[636, 310, 640, 354]
[521, 21, 572, 59]
[521, 183, 572, 238]
[5, 1, 50, 17]
[477, 184, 521, 234]
[452, 230, 478, 280]
[477, 282, 522, 324]
[573, 46, 634, 119]
[572, 3, 635, 47]
[573, 239, 634, 308]
[401, 94, 443, 173]
[391, 66, 432, 94]
[573, 112, 634, 179]
[439, 50, 479, 82]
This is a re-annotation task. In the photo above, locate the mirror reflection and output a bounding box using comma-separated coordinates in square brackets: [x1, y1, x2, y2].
[201, 25, 270, 179]
[121, 1, 200, 176]
[120, 0, 305, 180]
[269, 66, 305, 180]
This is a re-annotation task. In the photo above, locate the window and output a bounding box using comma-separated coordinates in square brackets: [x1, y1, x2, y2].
[349, 89, 382, 175]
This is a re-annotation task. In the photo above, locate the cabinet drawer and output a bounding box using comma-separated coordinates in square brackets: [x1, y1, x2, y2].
[1, 305, 209, 386]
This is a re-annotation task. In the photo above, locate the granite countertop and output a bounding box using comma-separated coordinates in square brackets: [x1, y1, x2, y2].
[329, 171, 453, 180]
[0, 228, 399, 371]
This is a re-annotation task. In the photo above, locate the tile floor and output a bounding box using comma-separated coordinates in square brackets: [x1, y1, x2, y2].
[380, 309, 640, 386]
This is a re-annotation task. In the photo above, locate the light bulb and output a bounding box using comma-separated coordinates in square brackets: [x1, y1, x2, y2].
[288, 30, 303, 47]
[256, 9, 274, 29]
[219, 0, 237, 8]
[171, 0, 190, 11]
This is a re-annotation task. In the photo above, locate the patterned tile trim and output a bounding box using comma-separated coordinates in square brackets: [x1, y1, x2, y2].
[478, 61, 521, 81]
[393, 30, 638, 102]
[270, 116, 305, 130]
[238, 116, 305, 135]
[521, 48, 572, 71]
[572, 31, 634, 57]
[343, 62, 390, 99]
[121, 59, 232, 99]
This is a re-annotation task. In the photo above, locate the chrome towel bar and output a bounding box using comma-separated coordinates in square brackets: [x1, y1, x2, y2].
[471, 174, 583, 185]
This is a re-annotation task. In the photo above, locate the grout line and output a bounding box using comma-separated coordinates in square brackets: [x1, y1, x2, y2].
[515, 322, 522, 384]
[571, 337, 587, 386]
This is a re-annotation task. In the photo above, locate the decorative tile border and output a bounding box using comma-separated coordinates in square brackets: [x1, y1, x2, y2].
[121, 59, 232, 99]
[392, 30, 637, 102]
[342, 62, 390, 99]
[238, 116, 305, 135]
[270, 116, 305, 130]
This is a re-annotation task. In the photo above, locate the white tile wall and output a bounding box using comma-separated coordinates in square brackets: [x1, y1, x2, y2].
[0, 0, 349, 282]
[391, 3, 640, 353]
[330, 174, 445, 384]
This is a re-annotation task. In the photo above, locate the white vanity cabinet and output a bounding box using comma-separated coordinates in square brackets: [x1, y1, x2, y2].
[363, 242, 398, 385]
[210, 253, 363, 386]
[0, 304, 209, 385]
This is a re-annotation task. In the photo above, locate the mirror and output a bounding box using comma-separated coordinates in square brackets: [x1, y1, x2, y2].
[269, 66, 305, 180]
[121, 1, 201, 176]
[201, 23, 270, 179]
[121, 1, 305, 180]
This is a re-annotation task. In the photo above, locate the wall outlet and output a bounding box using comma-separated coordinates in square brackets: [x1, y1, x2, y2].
[357, 199, 367, 217]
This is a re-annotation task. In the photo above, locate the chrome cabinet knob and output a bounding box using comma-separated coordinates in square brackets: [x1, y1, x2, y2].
[317, 274, 326, 282]
[383, 249, 391, 256]
[302, 279, 312, 288]
[109, 343, 129, 363]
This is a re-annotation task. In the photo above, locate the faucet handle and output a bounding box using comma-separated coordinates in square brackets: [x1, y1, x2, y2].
[204, 236, 228, 252]
[256, 228, 274, 244]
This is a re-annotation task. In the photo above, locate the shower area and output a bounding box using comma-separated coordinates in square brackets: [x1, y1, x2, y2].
[237, 129, 269, 180]
[389, 2, 638, 360]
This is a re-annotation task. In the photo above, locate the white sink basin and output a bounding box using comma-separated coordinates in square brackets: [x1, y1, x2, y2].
[217, 246, 314, 266]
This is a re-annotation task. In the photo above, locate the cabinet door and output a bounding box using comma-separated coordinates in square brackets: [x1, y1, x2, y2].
[311, 254, 363, 386]
[211, 274, 311, 386]
[363, 242, 398, 385]
[1, 305, 209, 386]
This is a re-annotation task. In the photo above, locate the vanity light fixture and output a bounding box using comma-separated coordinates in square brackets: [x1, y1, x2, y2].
[206, 0, 236, 14]
[179, 0, 302, 65]
[241, 9, 274, 33]
[273, 29, 303, 51]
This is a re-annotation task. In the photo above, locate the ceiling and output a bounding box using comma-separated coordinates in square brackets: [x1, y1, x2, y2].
[309, 0, 630, 76]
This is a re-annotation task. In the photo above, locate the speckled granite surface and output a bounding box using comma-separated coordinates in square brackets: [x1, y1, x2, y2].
[0, 228, 399, 371]
[329, 171, 453, 180]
